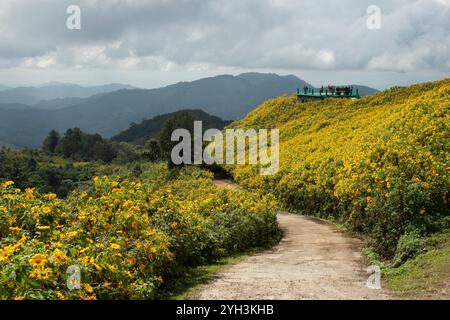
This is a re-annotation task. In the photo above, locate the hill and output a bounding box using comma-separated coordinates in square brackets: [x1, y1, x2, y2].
[112, 109, 231, 144]
[0, 83, 136, 106]
[226, 79, 449, 259]
[33, 97, 86, 110]
[349, 85, 378, 96]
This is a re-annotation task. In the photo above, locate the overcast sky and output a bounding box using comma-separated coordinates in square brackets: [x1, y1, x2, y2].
[0, 0, 448, 89]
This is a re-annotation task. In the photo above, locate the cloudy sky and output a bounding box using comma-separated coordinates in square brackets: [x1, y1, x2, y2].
[0, 0, 448, 89]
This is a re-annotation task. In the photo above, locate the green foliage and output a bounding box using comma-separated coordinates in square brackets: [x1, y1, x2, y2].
[144, 139, 162, 162]
[392, 230, 423, 267]
[0, 148, 121, 197]
[382, 230, 450, 298]
[42, 130, 60, 154]
[56, 128, 117, 163]
[159, 112, 195, 169]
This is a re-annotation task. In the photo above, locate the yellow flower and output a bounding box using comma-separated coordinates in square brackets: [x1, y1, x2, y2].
[16, 235, 27, 247]
[80, 294, 97, 300]
[52, 249, 69, 264]
[122, 200, 133, 208]
[41, 207, 52, 215]
[79, 210, 89, 219]
[29, 254, 48, 268]
[0, 206, 7, 214]
[0, 246, 14, 262]
[51, 242, 63, 248]
[79, 248, 89, 255]
[83, 284, 94, 293]
[44, 193, 57, 200]
[55, 291, 65, 300]
[9, 227, 22, 233]
[25, 188, 35, 200]
[3, 181, 14, 187]
[37, 226, 51, 231]
[14, 296, 25, 300]
[108, 264, 118, 272]
[110, 243, 121, 250]
[65, 231, 78, 239]
[29, 267, 52, 280]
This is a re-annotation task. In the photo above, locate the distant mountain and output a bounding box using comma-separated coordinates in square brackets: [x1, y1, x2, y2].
[0, 103, 32, 111]
[112, 109, 232, 144]
[0, 83, 137, 106]
[0, 73, 378, 148]
[349, 85, 379, 96]
[44, 72, 311, 137]
[34, 97, 87, 110]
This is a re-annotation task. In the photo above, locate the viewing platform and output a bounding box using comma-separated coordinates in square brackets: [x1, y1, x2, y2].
[297, 86, 361, 102]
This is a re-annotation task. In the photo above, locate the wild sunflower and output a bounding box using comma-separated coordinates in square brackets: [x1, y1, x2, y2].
[29, 254, 48, 268]
[52, 249, 68, 264]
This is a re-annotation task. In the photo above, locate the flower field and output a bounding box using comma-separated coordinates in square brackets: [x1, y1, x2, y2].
[227, 79, 449, 258]
[0, 165, 278, 299]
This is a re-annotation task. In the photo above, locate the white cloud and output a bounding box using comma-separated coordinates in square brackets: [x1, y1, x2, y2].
[0, 0, 447, 75]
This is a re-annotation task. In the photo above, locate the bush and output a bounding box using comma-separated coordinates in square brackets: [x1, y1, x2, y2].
[392, 230, 423, 267]
[0, 165, 278, 300]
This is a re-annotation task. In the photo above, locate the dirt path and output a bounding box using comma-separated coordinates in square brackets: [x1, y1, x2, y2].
[193, 197, 391, 299]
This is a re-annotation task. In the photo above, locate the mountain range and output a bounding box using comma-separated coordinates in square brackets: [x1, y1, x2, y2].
[0, 73, 378, 148]
[0, 83, 136, 107]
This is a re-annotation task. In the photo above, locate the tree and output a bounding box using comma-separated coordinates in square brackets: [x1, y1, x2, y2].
[57, 128, 84, 159]
[159, 112, 195, 169]
[144, 139, 162, 162]
[42, 130, 60, 154]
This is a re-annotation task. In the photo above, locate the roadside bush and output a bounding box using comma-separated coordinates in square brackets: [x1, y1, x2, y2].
[0, 165, 278, 300]
[392, 230, 423, 267]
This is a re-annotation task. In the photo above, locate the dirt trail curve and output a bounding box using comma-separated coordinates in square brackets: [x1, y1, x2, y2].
[192, 181, 390, 300]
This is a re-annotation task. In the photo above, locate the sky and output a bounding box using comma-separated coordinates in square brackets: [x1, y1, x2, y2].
[0, 0, 448, 90]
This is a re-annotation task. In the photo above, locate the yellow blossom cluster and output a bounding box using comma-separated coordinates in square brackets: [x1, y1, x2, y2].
[0, 165, 277, 300]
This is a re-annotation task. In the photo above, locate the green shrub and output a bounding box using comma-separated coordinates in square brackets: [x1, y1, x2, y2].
[392, 230, 423, 267]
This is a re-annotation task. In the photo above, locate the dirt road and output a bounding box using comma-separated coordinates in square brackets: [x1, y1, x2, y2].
[192, 211, 390, 300]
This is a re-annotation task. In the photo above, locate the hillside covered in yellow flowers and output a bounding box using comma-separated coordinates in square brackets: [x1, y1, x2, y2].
[228, 79, 449, 259]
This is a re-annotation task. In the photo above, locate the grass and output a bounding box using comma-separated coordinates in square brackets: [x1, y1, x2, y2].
[382, 231, 450, 299]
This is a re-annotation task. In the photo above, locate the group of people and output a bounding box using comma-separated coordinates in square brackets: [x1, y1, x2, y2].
[303, 85, 354, 96]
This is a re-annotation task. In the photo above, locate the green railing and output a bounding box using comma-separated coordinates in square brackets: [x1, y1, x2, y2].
[297, 86, 360, 98]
